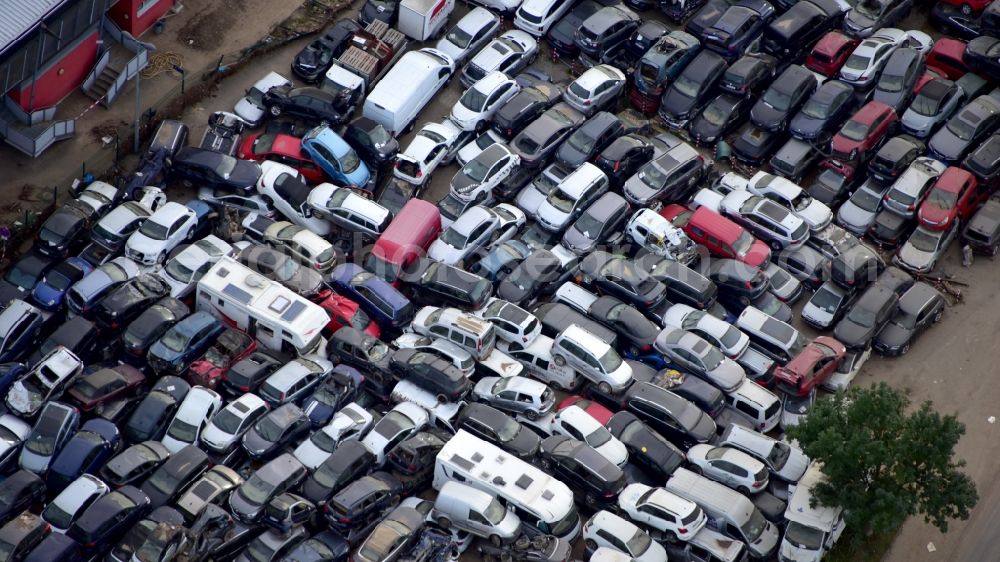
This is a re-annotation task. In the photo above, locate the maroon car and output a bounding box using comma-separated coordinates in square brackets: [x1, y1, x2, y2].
[824, 101, 897, 180]
[187, 328, 257, 391]
[772, 336, 846, 397]
[66, 364, 146, 412]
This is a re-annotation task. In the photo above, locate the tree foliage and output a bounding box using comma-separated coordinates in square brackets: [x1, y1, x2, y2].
[785, 382, 978, 539]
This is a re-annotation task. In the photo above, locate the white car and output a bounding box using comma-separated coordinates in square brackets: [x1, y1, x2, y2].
[41, 474, 109, 533]
[624, 209, 698, 263]
[516, 162, 572, 218]
[661, 304, 750, 359]
[294, 403, 374, 469]
[551, 405, 627, 467]
[472, 375, 555, 419]
[515, 0, 576, 35]
[551, 325, 632, 393]
[473, 297, 541, 344]
[394, 120, 465, 185]
[823, 347, 870, 392]
[257, 161, 331, 236]
[781, 390, 815, 429]
[235, 71, 292, 126]
[617, 483, 707, 542]
[461, 30, 539, 88]
[451, 71, 522, 131]
[90, 188, 165, 251]
[361, 401, 429, 466]
[71, 180, 120, 219]
[686, 444, 770, 495]
[838, 28, 907, 88]
[747, 171, 833, 231]
[435, 7, 502, 65]
[654, 327, 746, 393]
[718, 425, 810, 483]
[263, 221, 337, 272]
[535, 163, 609, 232]
[306, 183, 392, 238]
[157, 235, 233, 298]
[450, 143, 520, 203]
[427, 204, 526, 266]
[470, 0, 522, 14]
[456, 129, 507, 167]
[200, 393, 270, 455]
[161, 386, 223, 453]
[583, 510, 667, 562]
[562, 64, 627, 116]
[125, 202, 200, 265]
[392, 333, 476, 377]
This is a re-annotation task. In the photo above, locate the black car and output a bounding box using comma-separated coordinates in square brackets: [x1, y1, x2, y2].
[0, 470, 45, 526]
[930, 2, 981, 39]
[242, 403, 310, 460]
[169, 147, 262, 193]
[302, 441, 375, 505]
[688, 93, 752, 145]
[547, 0, 605, 58]
[291, 19, 360, 83]
[123, 376, 190, 443]
[141, 445, 210, 509]
[343, 117, 399, 166]
[579, 251, 667, 308]
[386, 431, 446, 479]
[732, 122, 787, 166]
[686, 0, 731, 38]
[94, 274, 171, 330]
[497, 249, 564, 306]
[100, 441, 172, 488]
[868, 135, 924, 186]
[659, 50, 728, 129]
[833, 284, 900, 351]
[27, 315, 101, 367]
[398, 258, 492, 310]
[574, 5, 641, 65]
[718, 288, 793, 323]
[284, 530, 351, 562]
[751, 64, 817, 132]
[594, 134, 655, 188]
[868, 208, 914, 249]
[719, 53, 776, 97]
[638, 254, 719, 311]
[456, 403, 541, 459]
[708, 259, 769, 301]
[532, 302, 619, 347]
[620, 381, 717, 448]
[638, 367, 727, 418]
[108, 506, 184, 562]
[230, 454, 309, 523]
[324, 471, 402, 534]
[873, 282, 945, 356]
[22, 532, 81, 562]
[701, 5, 768, 62]
[963, 195, 1000, 254]
[588, 296, 659, 352]
[808, 168, 862, 207]
[35, 205, 90, 259]
[624, 21, 670, 61]
[67, 485, 150, 554]
[262, 86, 347, 125]
[224, 350, 284, 396]
[555, 111, 624, 168]
[327, 326, 393, 377]
[789, 80, 857, 140]
[4, 252, 55, 294]
[389, 348, 470, 402]
[539, 435, 626, 509]
[120, 297, 190, 361]
[761, 0, 839, 60]
[607, 411, 686, 480]
[494, 81, 565, 141]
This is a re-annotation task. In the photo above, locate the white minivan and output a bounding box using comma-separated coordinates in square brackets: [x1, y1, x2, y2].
[363, 48, 456, 135]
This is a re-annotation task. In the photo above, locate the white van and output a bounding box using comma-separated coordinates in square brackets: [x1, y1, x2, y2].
[363, 48, 455, 135]
[497, 334, 580, 391]
[724, 379, 782, 433]
[665, 468, 779, 560]
[780, 464, 844, 562]
[432, 481, 521, 543]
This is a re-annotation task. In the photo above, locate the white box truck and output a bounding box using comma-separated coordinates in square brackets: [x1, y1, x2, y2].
[398, 0, 454, 41]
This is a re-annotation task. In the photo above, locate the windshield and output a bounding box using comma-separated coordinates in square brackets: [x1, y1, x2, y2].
[439, 227, 468, 248]
[637, 162, 668, 189]
[42, 503, 74, 529]
[740, 508, 768, 542]
[701, 101, 729, 126]
[212, 408, 243, 434]
[911, 91, 942, 116]
[136, 531, 173, 562]
[719, 325, 743, 349]
[165, 259, 196, 283]
[586, 426, 613, 448]
[568, 129, 597, 153]
[26, 429, 56, 455]
[851, 186, 882, 212]
[926, 188, 957, 210]
[160, 328, 190, 353]
[460, 88, 489, 112]
[845, 54, 870, 71]
[802, 98, 832, 119]
[768, 441, 791, 469]
[839, 119, 870, 142]
[484, 498, 507, 524]
[908, 228, 941, 252]
[856, 0, 884, 18]
[341, 149, 362, 174]
[673, 75, 700, 98]
[701, 345, 725, 370]
[167, 418, 198, 442]
[139, 219, 170, 241]
[462, 159, 490, 182]
[244, 537, 276, 562]
[763, 88, 792, 111]
[240, 474, 273, 505]
[547, 187, 577, 213]
[496, 420, 520, 442]
[847, 303, 877, 326]
[311, 429, 337, 452]
[572, 212, 604, 239]
[880, 72, 904, 92]
[947, 115, 976, 141]
[785, 521, 825, 550]
[256, 416, 286, 441]
[597, 348, 622, 373]
[810, 286, 843, 313]
[446, 25, 472, 48]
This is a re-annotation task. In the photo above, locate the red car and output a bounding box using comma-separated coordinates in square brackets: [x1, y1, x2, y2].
[773, 336, 846, 397]
[939, 0, 992, 17]
[66, 364, 146, 412]
[925, 38, 970, 80]
[315, 293, 381, 338]
[188, 328, 257, 390]
[825, 101, 897, 179]
[805, 32, 859, 78]
[913, 67, 946, 94]
[237, 132, 325, 184]
[918, 167, 986, 231]
[660, 204, 771, 267]
[556, 395, 614, 425]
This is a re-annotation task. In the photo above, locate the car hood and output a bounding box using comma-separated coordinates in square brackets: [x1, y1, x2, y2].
[561, 225, 597, 255]
[516, 186, 548, 216]
[200, 426, 238, 452]
[751, 102, 786, 129]
[690, 410, 717, 442]
[556, 144, 590, 168]
[743, 243, 771, 268]
[875, 322, 911, 350]
[662, 90, 697, 118]
[776, 447, 810, 481]
[837, 202, 877, 232]
[789, 112, 825, 138]
[450, 105, 483, 129]
[896, 243, 935, 271]
[928, 129, 964, 161]
[623, 176, 661, 205]
[597, 438, 629, 468]
[294, 44, 328, 71]
[450, 172, 479, 193]
[5, 384, 40, 416]
[689, 117, 725, 143]
[799, 200, 833, 230]
[833, 319, 873, 349]
[845, 10, 876, 33]
[229, 490, 263, 521]
[509, 427, 542, 457]
[708, 359, 746, 392]
[801, 302, 835, 328]
[242, 429, 276, 457]
[426, 240, 464, 265]
[918, 204, 953, 228]
[234, 99, 265, 126]
[900, 110, 937, 134]
[497, 280, 532, 304]
[127, 233, 166, 256]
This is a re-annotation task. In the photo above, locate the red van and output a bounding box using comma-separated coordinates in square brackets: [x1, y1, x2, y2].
[364, 198, 441, 283]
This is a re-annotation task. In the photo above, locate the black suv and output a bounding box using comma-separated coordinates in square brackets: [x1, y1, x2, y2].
[539, 435, 626, 509]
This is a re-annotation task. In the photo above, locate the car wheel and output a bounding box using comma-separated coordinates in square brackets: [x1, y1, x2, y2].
[770, 239, 783, 251]
[270, 105, 282, 117]
[585, 492, 597, 507]
[540, 458, 552, 470]
[550, 381, 564, 392]
[437, 516, 451, 529]
[585, 539, 598, 553]
[900, 343, 910, 356]
[489, 534, 502, 547]
[552, 354, 566, 366]
[525, 409, 539, 421]
[934, 309, 944, 323]
[157, 251, 166, 264]
[738, 486, 750, 495]
[665, 531, 678, 543]
[691, 465, 703, 475]
[436, 393, 448, 403]
[598, 381, 612, 394]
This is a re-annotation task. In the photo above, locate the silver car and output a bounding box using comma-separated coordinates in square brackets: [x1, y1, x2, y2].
[653, 327, 746, 392]
[893, 223, 959, 273]
[472, 376, 555, 419]
[562, 64, 627, 116]
[900, 78, 964, 138]
[836, 180, 890, 235]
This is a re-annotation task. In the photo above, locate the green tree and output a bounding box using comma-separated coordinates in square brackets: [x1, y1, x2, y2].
[786, 382, 978, 540]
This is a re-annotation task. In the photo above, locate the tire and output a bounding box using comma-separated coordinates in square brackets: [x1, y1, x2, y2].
[738, 486, 750, 496]
[436, 393, 448, 403]
[157, 251, 166, 264]
[691, 465, 703, 475]
[489, 534, 502, 547]
[585, 539, 598, 552]
[665, 531, 678, 543]
[437, 516, 451, 529]
[270, 105, 282, 117]
[540, 458, 552, 470]
[552, 354, 566, 367]
[550, 380, 564, 392]
[900, 343, 910, 356]
[585, 493, 597, 507]
[525, 409, 539, 421]
[934, 309, 944, 323]
[769, 239, 783, 251]
[598, 381, 612, 394]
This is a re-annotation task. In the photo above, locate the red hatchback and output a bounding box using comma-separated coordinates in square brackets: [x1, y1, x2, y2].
[316, 293, 381, 338]
[925, 38, 970, 80]
[773, 336, 846, 397]
[237, 132, 325, 184]
[825, 101, 897, 179]
[918, 167, 986, 231]
[660, 204, 771, 267]
[805, 32, 859, 78]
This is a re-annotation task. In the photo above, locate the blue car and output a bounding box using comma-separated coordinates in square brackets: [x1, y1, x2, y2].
[301, 126, 373, 189]
[327, 263, 413, 330]
[0, 362, 27, 398]
[47, 419, 120, 492]
[31, 257, 93, 312]
[147, 311, 224, 375]
[302, 364, 362, 427]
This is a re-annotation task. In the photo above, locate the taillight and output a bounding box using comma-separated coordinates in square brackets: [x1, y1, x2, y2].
[583, 99, 592, 106]
[613, 161, 621, 172]
[744, 281, 752, 289]
[416, 170, 423, 178]
[240, 386, 250, 391]
[678, 527, 688, 534]
[338, 517, 351, 523]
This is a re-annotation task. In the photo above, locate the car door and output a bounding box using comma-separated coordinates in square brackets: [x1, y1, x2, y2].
[497, 388, 520, 411]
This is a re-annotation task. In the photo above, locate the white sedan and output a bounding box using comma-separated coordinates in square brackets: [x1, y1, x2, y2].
[360, 401, 429, 466]
[583, 510, 667, 562]
[435, 7, 502, 65]
[551, 405, 627, 467]
[200, 393, 270, 455]
[394, 120, 465, 186]
[428, 204, 525, 266]
[157, 235, 233, 298]
[450, 71, 521, 132]
[838, 28, 906, 88]
[257, 161, 332, 236]
[747, 171, 832, 231]
[125, 202, 199, 265]
[294, 403, 374, 469]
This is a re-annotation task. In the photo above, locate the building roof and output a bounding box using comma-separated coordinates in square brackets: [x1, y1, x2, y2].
[0, 0, 69, 53]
